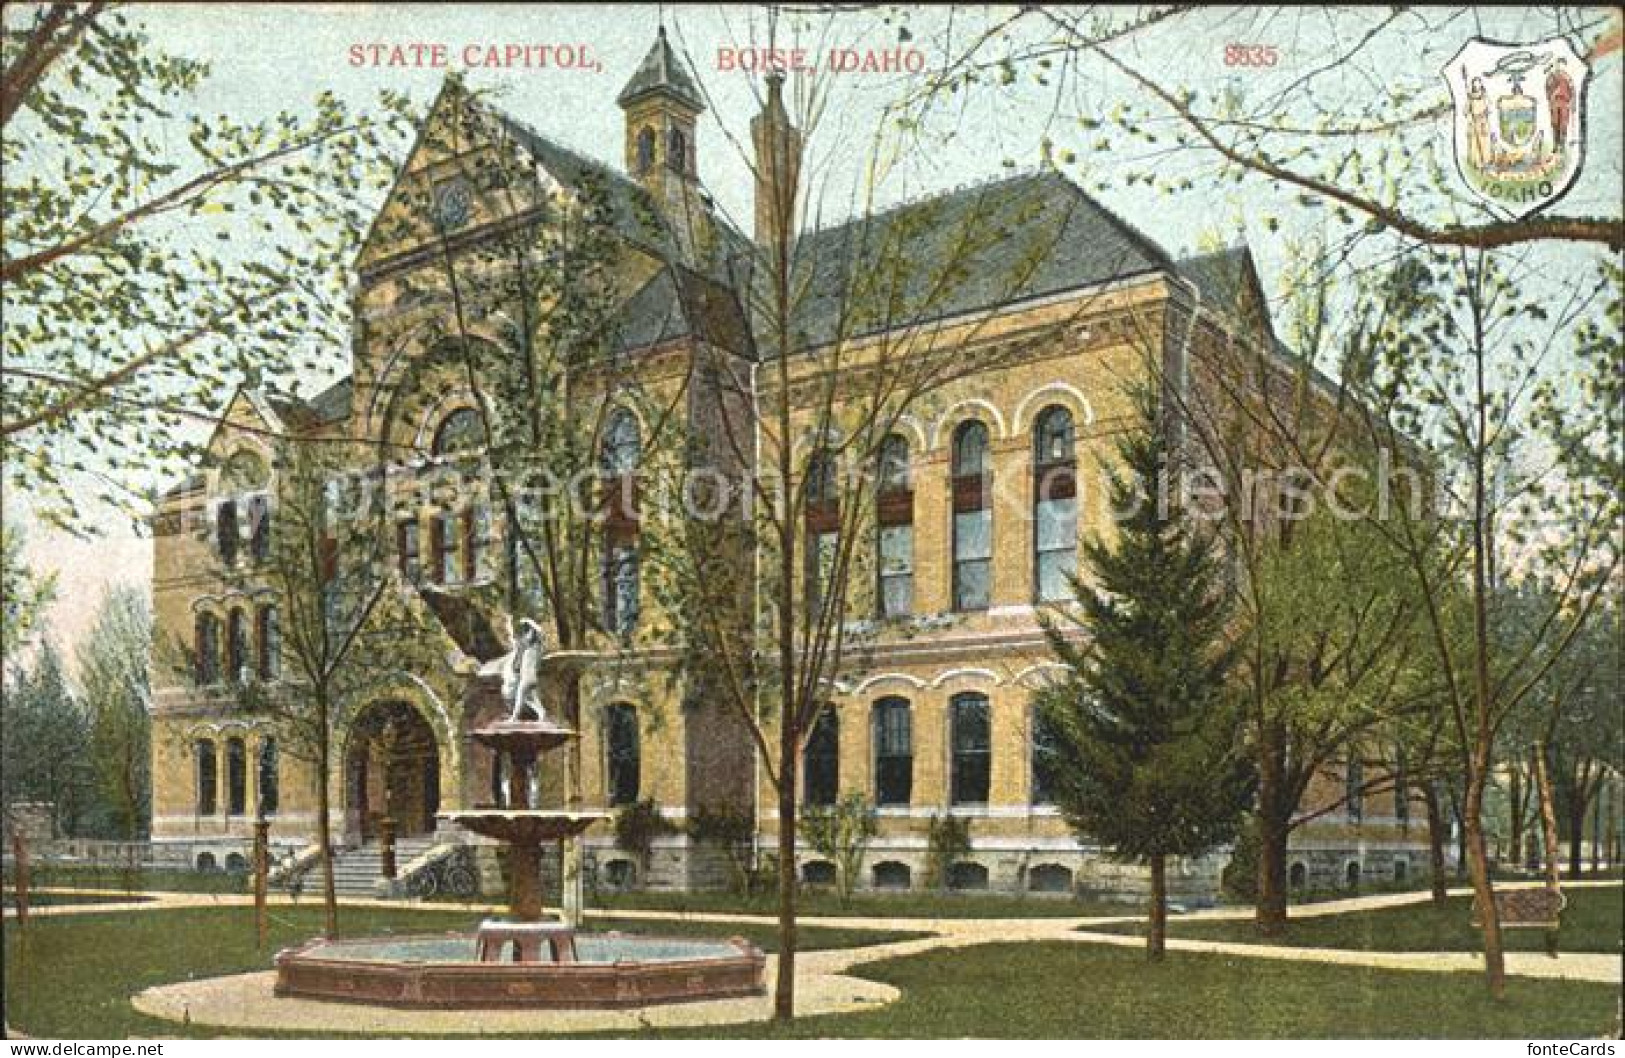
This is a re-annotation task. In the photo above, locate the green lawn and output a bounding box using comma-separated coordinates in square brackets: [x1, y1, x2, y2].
[1, 905, 920, 1039]
[5, 864, 251, 894]
[587, 887, 1136, 919]
[1087, 884, 1623, 954]
[6, 907, 1614, 1038]
[4, 891, 153, 908]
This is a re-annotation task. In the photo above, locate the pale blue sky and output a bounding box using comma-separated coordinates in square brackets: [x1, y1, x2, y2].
[12, 4, 1621, 656]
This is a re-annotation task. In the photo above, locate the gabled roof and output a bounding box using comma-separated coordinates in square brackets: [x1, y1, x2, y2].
[617, 27, 705, 112]
[787, 169, 1174, 349]
[610, 264, 752, 356]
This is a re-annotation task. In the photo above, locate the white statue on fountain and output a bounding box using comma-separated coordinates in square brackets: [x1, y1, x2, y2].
[502, 617, 554, 724]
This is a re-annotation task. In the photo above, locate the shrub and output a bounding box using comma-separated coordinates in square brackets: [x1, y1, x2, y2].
[687, 803, 757, 896]
[612, 798, 675, 879]
[800, 793, 877, 905]
[924, 813, 972, 890]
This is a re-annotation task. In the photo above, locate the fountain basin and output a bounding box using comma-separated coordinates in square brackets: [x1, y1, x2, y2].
[439, 809, 609, 845]
[274, 931, 766, 1009]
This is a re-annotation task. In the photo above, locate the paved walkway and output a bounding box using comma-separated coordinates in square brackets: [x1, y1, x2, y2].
[10, 879, 1621, 1032]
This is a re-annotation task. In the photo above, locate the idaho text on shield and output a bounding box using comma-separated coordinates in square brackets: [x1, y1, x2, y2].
[1445, 36, 1589, 216]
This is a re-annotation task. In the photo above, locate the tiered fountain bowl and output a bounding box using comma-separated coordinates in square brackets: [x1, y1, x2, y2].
[274, 714, 765, 1009]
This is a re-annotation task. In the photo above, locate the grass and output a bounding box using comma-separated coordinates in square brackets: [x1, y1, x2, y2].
[1086, 884, 1623, 954]
[4, 864, 251, 894]
[4, 891, 153, 908]
[587, 887, 1137, 919]
[5, 907, 1615, 1038]
[1, 905, 920, 1039]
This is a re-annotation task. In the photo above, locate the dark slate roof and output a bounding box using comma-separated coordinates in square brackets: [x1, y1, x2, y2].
[616, 27, 705, 112]
[1176, 246, 1253, 311]
[786, 169, 1174, 350]
[491, 109, 677, 259]
[609, 265, 752, 355]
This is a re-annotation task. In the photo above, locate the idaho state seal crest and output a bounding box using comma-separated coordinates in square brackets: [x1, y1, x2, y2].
[1446, 37, 1590, 216]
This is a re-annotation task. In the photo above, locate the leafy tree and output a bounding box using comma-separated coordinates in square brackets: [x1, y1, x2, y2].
[799, 793, 877, 906]
[2, 3, 410, 531]
[75, 584, 151, 841]
[0, 520, 56, 670]
[1037, 385, 1254, 959]
[1, 637, 93, 836]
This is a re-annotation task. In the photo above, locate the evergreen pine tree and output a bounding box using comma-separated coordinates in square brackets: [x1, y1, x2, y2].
[1037, 384, 1254, 959]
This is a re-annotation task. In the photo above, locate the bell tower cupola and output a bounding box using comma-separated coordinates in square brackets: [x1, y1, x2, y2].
[618, 27, 705, 185]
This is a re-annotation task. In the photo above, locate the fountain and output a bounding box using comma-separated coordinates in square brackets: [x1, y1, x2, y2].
[274, 619, 765, 1009]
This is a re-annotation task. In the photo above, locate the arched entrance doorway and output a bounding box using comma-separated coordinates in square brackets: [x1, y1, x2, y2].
[346, 700, 441, 839]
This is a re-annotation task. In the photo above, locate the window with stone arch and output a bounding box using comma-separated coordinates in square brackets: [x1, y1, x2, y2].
[636, 126, 656, 172]
[195, 737, 217, 816]
[804, 447, 840, 619]
[194, 612, 221, 685]
[432, 406, 484, 457]
[951, 420, 993, 611]
[601, 408, 642, 638]
[226, 607, 249, 683]
[875, 434, 914, 619]
[804, 706, 840, 807]
[605, 703, 641, 807]
[225, 736, 247, 817]
[666, 124, 687, 172]
[257, 737, 279, 816]
[950, 692, 992, 805]
[872, 696, 913, 807]
[1033, 405, 1078, 602]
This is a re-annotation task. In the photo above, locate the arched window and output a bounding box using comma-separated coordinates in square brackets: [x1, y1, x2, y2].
[257, 737, 279, 817]
[666, 125, 687, 173]
[397, 517, 421, 581]
[256, 604, 280, 681]
[801, 860, 837, 886]
[1027, 863, 1073, 893]
[216, 500, 240, 565]
[226, 736, 247, 817]
[947, 861, 989, 890]
[1033, 405, 1078, 602]
[602, 409, 642, 637]
[601, 408, 642, 474]
[221, 449, 269, 492]
[1289, 862, 1308, 890]
[872, 861, 912, 890]
[876, 435, 913, 619]
[636, 126, 656, 172]
[432, 407, 483, 457]
[804, 707, 839, 806]
[804, 449, 840, 618]
[432, 510, 458, 584]
[1031, 707, 1062, 805]
[195, 738, 217, 815]
[872, 697, 912, 806]
[951, 421, 992, 611]
[950, 693, 991, 805]
[226, 608, 248, 683]
[195, 613, 220, 685]
[606, 704, 641, 806]
[463, 504, 495, 582]
[247, 495, 272, 562]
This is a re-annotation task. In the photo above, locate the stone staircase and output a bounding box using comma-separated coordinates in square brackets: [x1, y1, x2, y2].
[292, 836, 442, 897]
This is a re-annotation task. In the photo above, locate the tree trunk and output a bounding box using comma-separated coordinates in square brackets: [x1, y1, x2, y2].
[316, 722, 338, 939]
[1463, 767, 1506, 999]
[773, 754, 799, 1020]
[1147, 853, 1168, 960]
[1567, 800, 1587, 881]
[1507, 765, 1525, 868]
[1533, 743, 1563, 957]
[1424, 783, 1449, 906]
[1254, 733, 1289, 937]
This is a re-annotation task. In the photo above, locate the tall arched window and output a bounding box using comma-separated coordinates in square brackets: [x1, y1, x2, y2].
[216, 500, 240, 565]
[256, 604, 280, 681]
[951, 421, 993, 611]
[432, 407, 483, 457]
[950, 693, 991, 805]
[226, 608, 248, 683]
[195, 738, 218, 816]
[226, 736, 247, 817]
[636, 126, 656, 172]
[804, 707, 839, 806]
[257, 737, 279, 817]
[872, 697, 912, 806]
[605, 704, 641, 806]
[195, 613, 220, 685]
[1033, 405, 1078, 602]
[876, 435, 914, 619]
[666, 125, 687, 173]
[804, 449, 840, 618]
[1031, 708, 1062, 805]
[602, 409, 642, 637]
